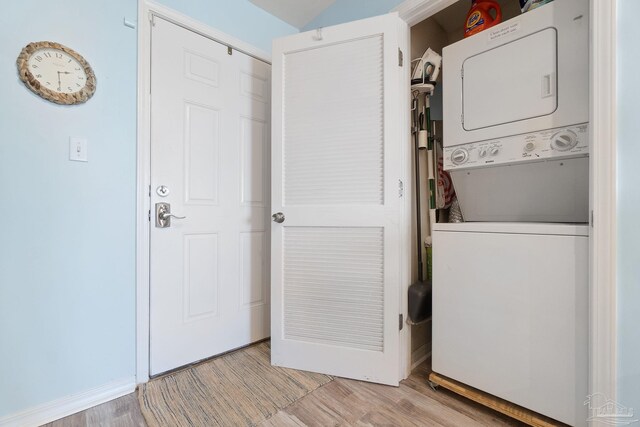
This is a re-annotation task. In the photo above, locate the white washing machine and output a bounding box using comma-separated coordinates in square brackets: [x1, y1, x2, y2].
[432, 222, 588, 426]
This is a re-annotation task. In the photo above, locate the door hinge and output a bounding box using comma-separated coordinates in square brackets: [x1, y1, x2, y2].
[228, 46, 233, 56]
[399, 314, 404, 331]
[149, 185, 151, 197]
[148, 12, 155, 26]
[398, 179, 404, 198]
[148, 210, 151, 221]
[398, 48, 404, 67]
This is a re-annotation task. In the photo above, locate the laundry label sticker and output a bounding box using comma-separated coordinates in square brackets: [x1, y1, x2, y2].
[488, 20, 521, 42]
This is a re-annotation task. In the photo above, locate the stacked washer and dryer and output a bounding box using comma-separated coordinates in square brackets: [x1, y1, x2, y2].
[432, 0, 589, 425]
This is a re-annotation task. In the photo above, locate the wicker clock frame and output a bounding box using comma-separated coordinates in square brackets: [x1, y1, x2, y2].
[16, 41, 96, 105]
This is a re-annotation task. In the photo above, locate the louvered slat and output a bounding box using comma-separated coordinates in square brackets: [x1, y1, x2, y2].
[283, 227, 384, 352]
[283, 35, 384, 206]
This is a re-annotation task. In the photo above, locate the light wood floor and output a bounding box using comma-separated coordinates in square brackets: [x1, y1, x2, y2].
[46, 358, 524, 426]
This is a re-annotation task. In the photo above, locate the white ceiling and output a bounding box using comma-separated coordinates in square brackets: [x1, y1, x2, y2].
[249, 0, 337, 29]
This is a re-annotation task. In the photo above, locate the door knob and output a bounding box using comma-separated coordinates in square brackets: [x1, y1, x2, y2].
[272, 212, 285, 223]
[156, 202, 186, 228]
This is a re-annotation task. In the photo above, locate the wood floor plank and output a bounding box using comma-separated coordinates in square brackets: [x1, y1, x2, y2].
[261, 411, 308, 426]
[339, 380, 481, 427]
[43, 411, 87, 427]
[403, 359, 524, 426]
[85, 393, 146, 427]
[44, 394, 145, 427]
[42, 354, 528, 427]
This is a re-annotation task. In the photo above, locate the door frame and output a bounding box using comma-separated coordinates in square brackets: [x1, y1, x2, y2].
[135, 0, 271, 384]
[394, 0, 618, 410]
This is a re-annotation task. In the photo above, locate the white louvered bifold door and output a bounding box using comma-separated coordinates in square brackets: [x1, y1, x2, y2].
[271, 13, 408, 386]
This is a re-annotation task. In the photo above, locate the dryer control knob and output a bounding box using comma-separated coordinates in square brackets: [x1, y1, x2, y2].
[524, 142, 536, 152]
[550, 130, 578, 151]
[451, 148, 469, 165]
[479, 148, 488, 158]
[490, 147, 500, 156]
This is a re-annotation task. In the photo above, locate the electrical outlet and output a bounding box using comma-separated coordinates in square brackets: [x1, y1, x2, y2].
[69, 137, 88, 162]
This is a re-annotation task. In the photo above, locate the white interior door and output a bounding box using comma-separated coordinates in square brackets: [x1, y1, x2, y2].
[271, 13, 408, 386]
[150, 17, 271, 375]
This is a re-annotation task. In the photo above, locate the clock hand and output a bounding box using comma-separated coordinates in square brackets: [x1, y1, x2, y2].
[57, 71, 62, 90]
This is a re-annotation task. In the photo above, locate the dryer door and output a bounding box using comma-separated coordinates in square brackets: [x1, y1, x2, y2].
[462, 28, 558, 131]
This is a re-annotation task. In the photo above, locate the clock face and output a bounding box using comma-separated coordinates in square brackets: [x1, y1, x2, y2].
[27, 48, 87, 94]
[17, 41, 96, 105]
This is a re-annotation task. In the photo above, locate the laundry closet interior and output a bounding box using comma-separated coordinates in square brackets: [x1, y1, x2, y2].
[407, 0, 589, 425]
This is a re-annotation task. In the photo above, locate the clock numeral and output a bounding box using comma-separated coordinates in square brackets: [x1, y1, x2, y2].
[68, 59, 72, 63]
[36, 74, 42, 78]
[76, 83, 81, 87]
[43, 52, 52, 58]
[31, 64, 38, 69]
[68, 86, 72, 91]
[35, 56, 42, 62]
[55, 53, 63, 59]
[78, 76, 84, 80]
[75, 68, 81, 71]
[46, 82, 51, 85]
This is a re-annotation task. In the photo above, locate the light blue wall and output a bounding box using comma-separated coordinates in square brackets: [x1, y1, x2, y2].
[157, 0, 298, 52]
[616, 0, 640, 414]
[0, 0, 295, 420]
[0, 0, 138, 418]
[303, 0, 405, 31]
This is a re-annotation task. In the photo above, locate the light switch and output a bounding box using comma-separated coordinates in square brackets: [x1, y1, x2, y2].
[69, 137, 88, 162]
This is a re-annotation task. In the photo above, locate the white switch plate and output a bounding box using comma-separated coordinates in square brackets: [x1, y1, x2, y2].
[69, 137, 88, 162]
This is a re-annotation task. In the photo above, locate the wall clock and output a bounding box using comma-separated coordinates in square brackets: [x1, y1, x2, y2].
[16, 41, 96, 105]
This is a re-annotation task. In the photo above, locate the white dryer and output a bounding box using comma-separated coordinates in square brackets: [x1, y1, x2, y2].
[442, 0, 589, 222]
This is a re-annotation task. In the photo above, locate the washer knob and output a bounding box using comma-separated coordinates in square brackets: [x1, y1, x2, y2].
[524, 142, 536, 152]
[451, 148, 469, 165]
[550, 130, 578, 151]
[479, 148, 488, 158]
[490, 147, 500, 156]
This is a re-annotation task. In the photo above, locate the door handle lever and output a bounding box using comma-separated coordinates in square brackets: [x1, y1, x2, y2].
[156, 202, 185, 228]
[160, 212, 186, 220]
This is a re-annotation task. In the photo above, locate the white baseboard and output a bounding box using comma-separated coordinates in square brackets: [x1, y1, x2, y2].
[0, 377, 136, 427]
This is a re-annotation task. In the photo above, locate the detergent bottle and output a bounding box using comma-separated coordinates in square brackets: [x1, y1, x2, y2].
[464, 0, 503, 38]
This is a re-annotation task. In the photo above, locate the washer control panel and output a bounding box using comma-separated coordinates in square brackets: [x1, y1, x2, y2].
[443, 124, 589, 170]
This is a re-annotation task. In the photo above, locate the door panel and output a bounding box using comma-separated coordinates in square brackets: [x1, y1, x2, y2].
[150, 17, 271, 375]
[271, 13, 408, 386]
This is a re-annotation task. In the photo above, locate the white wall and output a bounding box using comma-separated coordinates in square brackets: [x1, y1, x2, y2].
[616, 0, 640, 414]
[0, 0, 295, 421]
[156, 0, 297, 52]
[302, 0, 404, 31]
